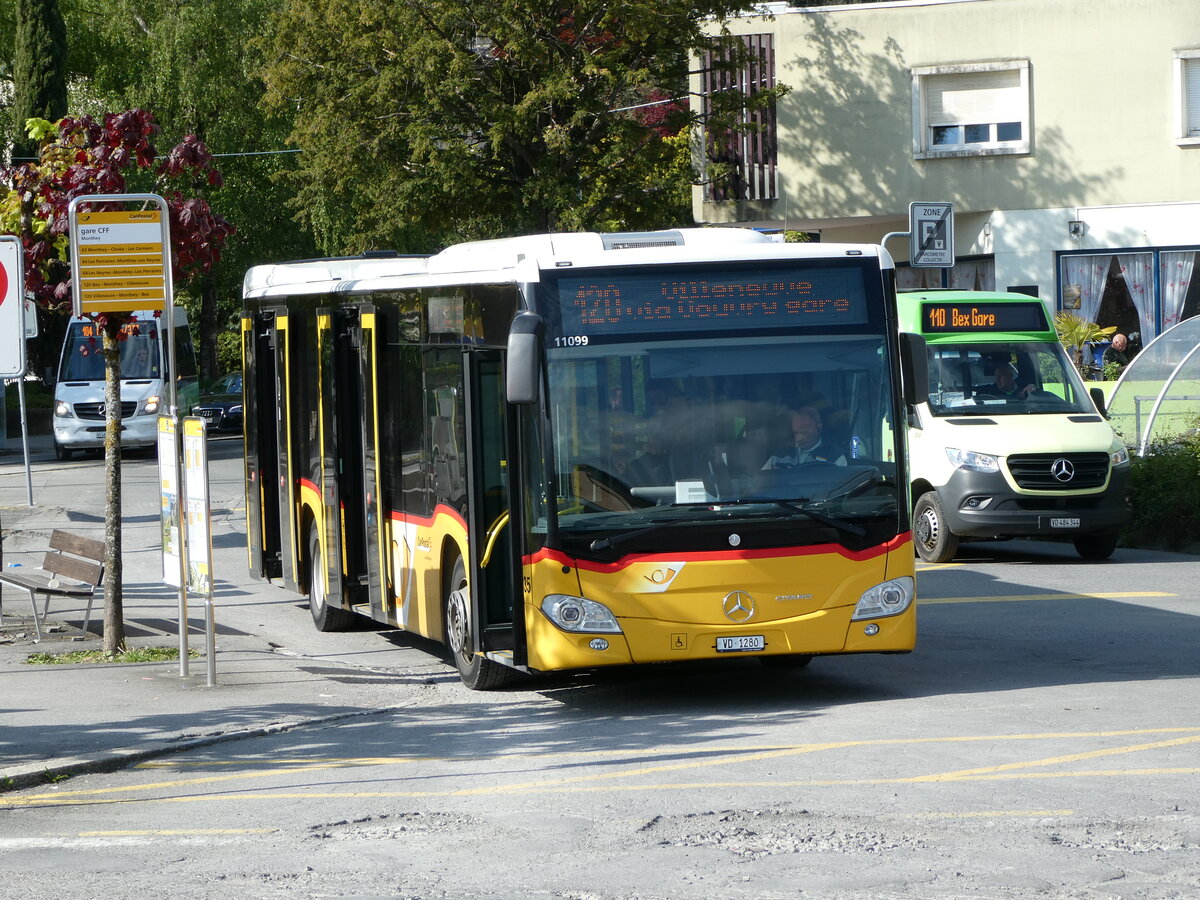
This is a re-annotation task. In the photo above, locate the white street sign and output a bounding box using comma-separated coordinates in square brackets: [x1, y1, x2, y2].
[1, 237, 27, 378]
[909, 202, 955, 268]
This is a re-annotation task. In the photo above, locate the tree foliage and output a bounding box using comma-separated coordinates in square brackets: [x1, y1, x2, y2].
[10, 0, 68, 164]
[259, 0, 776, 254]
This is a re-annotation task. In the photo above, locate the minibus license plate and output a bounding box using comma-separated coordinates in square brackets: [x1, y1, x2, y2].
[716, 635, 764, 652]
[1050, 517, 1081, 529]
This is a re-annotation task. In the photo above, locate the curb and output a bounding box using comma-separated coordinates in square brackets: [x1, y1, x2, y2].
[0, 705, 405, 796]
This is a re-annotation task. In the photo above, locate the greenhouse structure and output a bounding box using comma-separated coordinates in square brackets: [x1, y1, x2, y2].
[1106, 317, 1200, 454]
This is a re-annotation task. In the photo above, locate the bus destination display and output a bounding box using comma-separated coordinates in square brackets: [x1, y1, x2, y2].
[551, 266, 869, 340]
[921, 301, 1049, 334]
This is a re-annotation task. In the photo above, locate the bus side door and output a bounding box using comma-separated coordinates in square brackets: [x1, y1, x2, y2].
[463, 349, 524, 664]
[243, 310, 285, 581]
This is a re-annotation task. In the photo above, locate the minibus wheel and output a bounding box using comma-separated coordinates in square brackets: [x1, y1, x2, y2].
[1073, 531, 1119, 560]
[53, 440, 72, 461]
[914, 491, 959, 563]
[443, 555, 512, 690]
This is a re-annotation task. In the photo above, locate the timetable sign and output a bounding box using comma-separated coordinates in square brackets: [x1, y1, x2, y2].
[72, 209, 168, 315]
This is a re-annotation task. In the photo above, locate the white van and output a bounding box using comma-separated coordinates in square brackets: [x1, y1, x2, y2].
[899, 290, 1131, 562]
[51, 310, 197, 459]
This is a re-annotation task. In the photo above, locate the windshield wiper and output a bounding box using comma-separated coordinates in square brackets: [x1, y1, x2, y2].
[774, 500, 866, 537]
[589, 518, 691, 552]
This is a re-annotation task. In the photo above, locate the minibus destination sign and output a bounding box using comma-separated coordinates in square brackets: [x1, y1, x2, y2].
[552, 266, 869, 339]
[921, 301, 1049, 335]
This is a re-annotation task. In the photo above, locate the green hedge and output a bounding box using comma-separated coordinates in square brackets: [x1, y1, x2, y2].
[1124, 430, 1200, 553]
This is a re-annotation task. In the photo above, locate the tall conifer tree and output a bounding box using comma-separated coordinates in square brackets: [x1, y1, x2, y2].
[11, 0, 68, 164]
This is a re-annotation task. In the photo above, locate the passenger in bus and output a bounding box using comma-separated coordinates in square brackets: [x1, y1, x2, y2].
[976, 360, 1033, 399]
[762, 406, 846, 468]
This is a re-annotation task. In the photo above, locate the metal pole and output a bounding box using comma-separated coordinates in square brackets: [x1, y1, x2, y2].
[16, 378, 32, 506]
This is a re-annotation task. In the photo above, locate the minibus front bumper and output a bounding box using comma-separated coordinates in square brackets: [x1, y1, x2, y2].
[938, 465, 1131, 538]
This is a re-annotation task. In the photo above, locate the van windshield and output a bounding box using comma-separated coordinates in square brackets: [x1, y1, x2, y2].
[926, 341, 1095, 416]
[59, 323, 162, 382]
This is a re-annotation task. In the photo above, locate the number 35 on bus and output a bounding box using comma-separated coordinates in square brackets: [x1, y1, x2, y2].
[241, 229, 928, 688]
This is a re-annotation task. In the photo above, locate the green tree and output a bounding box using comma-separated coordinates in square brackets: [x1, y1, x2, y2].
[9, 0, 68, 164]
[259, 0, 781, 254]
[61, 0, 317, 378]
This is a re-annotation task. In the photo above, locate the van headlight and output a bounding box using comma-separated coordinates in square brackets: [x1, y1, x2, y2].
[946, 447, 1000, 473]
[851, 576, 914, 621]
[541, 594, 622, 633]
[54, 400, 72, 418]
[1110, 446, 1130, 467]
[140, 395, 161, 416]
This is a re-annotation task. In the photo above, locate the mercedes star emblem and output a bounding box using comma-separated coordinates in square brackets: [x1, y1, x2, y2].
[1050, 458, 1075, 482]
[722, 590, 755, 623]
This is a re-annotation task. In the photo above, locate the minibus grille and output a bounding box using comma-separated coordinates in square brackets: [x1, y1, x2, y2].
[1006, 452, 1109, 490]
[74, 401, 137, 420]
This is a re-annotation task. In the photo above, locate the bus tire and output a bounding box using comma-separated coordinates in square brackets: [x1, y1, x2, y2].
[54, 440, 72, 461]
[308, 526, 354, 631]
[913, 491, 959, 563]
[443, 555, 512, 690]
[1073, 531, 1120, 560]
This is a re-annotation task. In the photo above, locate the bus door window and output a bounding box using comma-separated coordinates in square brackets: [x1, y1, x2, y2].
[330, 308, 370, 603]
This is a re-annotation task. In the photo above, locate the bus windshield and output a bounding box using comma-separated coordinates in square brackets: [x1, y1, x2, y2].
[926, 340, 1094, 416]
[59, 322, 162, 381]
[541, 332, 900, 553]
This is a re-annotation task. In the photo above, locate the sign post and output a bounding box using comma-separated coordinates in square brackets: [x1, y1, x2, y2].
[183, 416, 216, 686]
[1, 236, 34, 506]
[158, 415, 188, 676]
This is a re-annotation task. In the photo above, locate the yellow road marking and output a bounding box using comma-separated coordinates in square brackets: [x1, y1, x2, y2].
[900, 809, 1074, 819]
[920, 591, 1174, 605]
[5, 727, 1199, 807]
[77, 828, 277, 836]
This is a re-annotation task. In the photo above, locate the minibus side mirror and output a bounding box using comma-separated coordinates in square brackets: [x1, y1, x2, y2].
[506, 312, 544, 405]
[1089, 386, 1108, 417]
[899, 332, 929, 407]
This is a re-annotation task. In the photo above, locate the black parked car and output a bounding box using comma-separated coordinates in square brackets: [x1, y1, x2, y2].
[193, 372, 243, 434]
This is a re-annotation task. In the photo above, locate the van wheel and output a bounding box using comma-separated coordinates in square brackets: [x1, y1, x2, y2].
[1073, 531, 1120, 560]
[308, 526, 354, 631]
[443, 555, 513, 690]
[914, 491, 959, 563]
[53, 440, 72, 461]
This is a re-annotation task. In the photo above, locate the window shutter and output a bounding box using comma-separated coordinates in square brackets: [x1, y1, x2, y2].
[1186, 58, 1200, 137]
[926, 70, 1021, 125]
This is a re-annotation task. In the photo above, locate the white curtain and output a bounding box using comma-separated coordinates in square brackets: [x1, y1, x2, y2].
[1116, 252, 1154, 340]
[896, 266, 942, 290]
[1159, 251, 1196, 330]
[1062, 254, 1112, 323]
[949, 258, 995, 291]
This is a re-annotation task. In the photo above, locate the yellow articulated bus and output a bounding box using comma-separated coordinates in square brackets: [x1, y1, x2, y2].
[242, 229, 927, 688]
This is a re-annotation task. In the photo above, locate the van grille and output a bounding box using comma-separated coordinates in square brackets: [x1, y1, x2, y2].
[1006, 452, 1109, 490]
[74, 401, 137, 420]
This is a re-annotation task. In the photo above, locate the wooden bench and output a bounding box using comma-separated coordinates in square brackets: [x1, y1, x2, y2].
[0, 530, 105, 642]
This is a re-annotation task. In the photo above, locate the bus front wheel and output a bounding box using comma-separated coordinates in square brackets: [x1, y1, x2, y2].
[308, 527, 354, 631]
[914, 491, 959, 563]
[443, 555, 512, 690]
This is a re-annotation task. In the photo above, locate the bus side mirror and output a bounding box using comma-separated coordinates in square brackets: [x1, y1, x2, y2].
[899, 332, 929, 407]
[506, 312, 544, 405]
[1090, 386, 1108, 417]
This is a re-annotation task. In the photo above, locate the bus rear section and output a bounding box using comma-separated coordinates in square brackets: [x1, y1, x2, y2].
[243, 232, 922, 688]
[899, 290, 1131, 562]
[51, 310, 197, 459]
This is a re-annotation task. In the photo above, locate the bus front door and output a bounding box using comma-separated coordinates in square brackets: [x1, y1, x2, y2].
[463, 349, 523, 665]
[243, 310, 283, 581]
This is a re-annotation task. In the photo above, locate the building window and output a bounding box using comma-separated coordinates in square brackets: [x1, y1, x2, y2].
[702, 34, 777, 201]
[912, 61, 1031, 160]
[1176, 51, 1200, 144]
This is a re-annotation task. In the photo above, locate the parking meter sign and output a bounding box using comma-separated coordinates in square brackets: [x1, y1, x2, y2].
[909, 202, 955, 268]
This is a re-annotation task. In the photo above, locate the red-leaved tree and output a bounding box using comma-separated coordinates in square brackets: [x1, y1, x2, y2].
[1, 109, 235, 654]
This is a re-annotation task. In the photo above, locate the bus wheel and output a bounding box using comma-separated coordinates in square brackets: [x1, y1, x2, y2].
[443, 555, 512, 690]
[1073, 531, 1119, 560]
[308, 527, 353, 631]
[914, 491, 959, 563]
[53, 440, 72, 461]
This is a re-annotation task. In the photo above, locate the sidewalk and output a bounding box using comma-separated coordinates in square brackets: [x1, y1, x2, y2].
[0, 433, 429, 793]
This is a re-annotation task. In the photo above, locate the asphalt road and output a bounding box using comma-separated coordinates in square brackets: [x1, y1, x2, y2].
[1, 437, 1198, 898]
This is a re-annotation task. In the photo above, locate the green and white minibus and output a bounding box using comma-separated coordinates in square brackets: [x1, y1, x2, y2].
[898, 290, 1131, 562]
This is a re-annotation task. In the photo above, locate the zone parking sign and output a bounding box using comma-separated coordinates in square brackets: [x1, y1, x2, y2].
[909, 202, 955, 268]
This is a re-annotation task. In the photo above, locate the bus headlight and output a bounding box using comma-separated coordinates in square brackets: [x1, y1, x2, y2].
[140, 395, 161, 416]
[541, 594, 623, 633]
[851, 576, 914, 621]
[946, 447, 999, 473]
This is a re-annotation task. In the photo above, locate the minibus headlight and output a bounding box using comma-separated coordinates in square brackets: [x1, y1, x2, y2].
[541, 594, 623, 633]
[1110, 446, 1130, 467]
[140, 395, 161, 415]
[852, 576, 914, 621]
[54, 400, 71, 418]
[946, 447, 999, 473]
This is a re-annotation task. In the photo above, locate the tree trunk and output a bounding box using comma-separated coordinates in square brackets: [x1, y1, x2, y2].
[102, 324, 125, 654]
[200, 271, 219, 380]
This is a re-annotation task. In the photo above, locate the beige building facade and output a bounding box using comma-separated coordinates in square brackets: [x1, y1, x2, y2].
[694, 0, 1200, 344]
